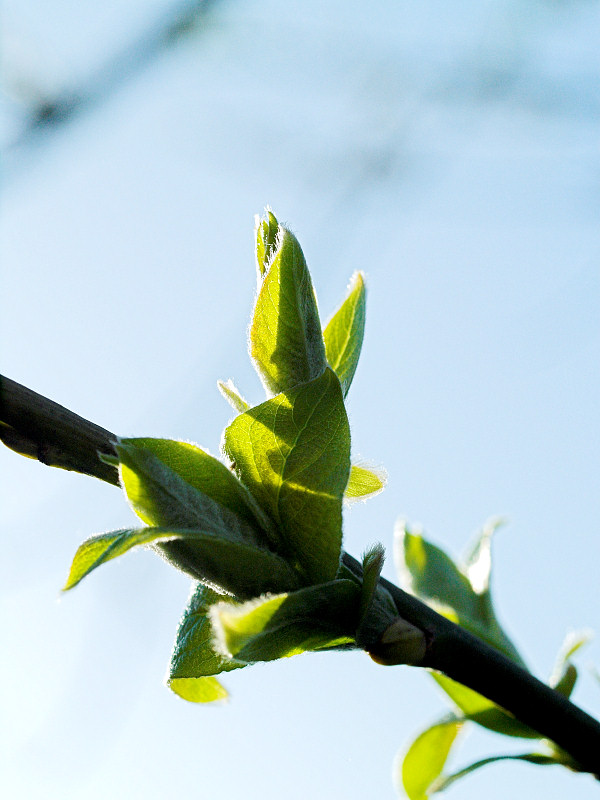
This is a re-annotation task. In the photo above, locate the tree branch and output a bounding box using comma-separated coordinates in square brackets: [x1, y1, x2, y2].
[1, 373, 599, 777]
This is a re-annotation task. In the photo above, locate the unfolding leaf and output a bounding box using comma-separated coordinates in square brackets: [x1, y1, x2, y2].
[217, 379, 250, 414]
[64, 527, 300, 598]
[168, 583, 245, 703]
[211, 579, 360, 663]
[223, 368, 350, 584]
[323, 271, 366, 397]
[355, 544, 397, 650]
[255, 209, 279, 279]
[549, 629, 592, 698]
[399, 715, 463, 800]
[344, 463, 386, 502]
[431, 673, 539, 739]
[249, 213, 327, 395]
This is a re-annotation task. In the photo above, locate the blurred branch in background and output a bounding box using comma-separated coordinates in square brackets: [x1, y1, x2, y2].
[1, 0, 218, 161]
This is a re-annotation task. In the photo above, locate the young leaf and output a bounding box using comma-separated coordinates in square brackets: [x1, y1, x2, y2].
[210, 579, 361, 663]
[217, 379, 250, 414]
[223, 368, 351, 584]
[395, 523, 478, 621]
[549, 629, 591, 698]
[399, 715, 463, 800]
[249, 213, 327, 395]
[120, 437, 271, 535]
[395, 521, 525, 666]
[433, 752, 566, 794]
[64, 527, 301, 598]
[115, 442, 265, 544]
[431, 673, 539, 739]
[255, 209, 279, 279]
[355, 544, 397, 651]
[345, 463, 387, 502]
[167, 583, 245, 703]
[323, 271, 366, 397]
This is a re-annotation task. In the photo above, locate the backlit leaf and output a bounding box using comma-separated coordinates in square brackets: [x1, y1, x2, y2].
[217, 379, 250, 414]
[64, 527, 300, 598]
[399, 716, 463, 800]
[168, 583, 245, 703]
[344, 463, 386, 502]
[211, 579, 360, 663]
[323, 271, 366, 397]
[249, 213, 327, 395]
[223, 368, 350, 584]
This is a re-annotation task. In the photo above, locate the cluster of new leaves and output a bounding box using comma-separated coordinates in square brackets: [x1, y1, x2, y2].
[395, 518, 590, 799]
[64, 211, 391, 702]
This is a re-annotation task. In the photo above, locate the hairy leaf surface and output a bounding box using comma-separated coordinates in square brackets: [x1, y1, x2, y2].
[323, 271, 366, 397]
[250, 215, 327, 395]
[64, 527, 300, 597]
[211, 579, 360, 663]
[168, 583, 244, 703]
[223, 368, 351, 583]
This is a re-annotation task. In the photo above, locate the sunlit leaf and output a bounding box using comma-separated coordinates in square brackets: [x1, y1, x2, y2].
[249, 212, 327, 395]
[223, 368, 350, 584]
[431, 673, 539, 739]
[217, 379, 250, 414]
[323, 271, 366, 397]
[64, 527, 300, 598]
[119, 438, 272, 535]
[549, 630, 592, 698]
[211, 579, 360, 663]
[344, 463, 387, 502]
[433, 752, 565, 794]
[167, 583, 245, 703]
[399, 715, 463, 800]
[255, 209, 279, 279]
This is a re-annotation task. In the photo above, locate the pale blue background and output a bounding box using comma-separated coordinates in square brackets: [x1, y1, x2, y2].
[1, 1, 599, 798]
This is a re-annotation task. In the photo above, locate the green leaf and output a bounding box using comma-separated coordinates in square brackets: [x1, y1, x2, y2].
[323, 271, 366, 397]
[167, 583, 245, 703]
[255, 209, 279, 279]
[399, 716, 463, 800]
[355, 544, 397, 650]
[211, 579, 360, 663]
[549, 629, 592, 698]
[64, 527, 301, 598]
[396, 524, 478, 621]
[222, 368, 351, 584]
[217, 379, 250, 414]
[431, 673, 539, 739]
[249, 213, 327, 395]
[344, 463, 387, 502]
[433, 752, 565, 794]
[120, 438, 271, 535]
[395, 521, 525, 667]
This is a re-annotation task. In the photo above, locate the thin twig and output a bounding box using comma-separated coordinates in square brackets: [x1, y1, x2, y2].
[1, 372, 599, 777]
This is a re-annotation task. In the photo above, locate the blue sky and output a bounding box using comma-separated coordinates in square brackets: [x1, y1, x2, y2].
[1, 1, 599, 798]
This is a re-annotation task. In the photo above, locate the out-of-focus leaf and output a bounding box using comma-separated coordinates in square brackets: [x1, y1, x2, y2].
[344, 463, 387, 502]
[217, 379, 250, 414]
[395, 521, 525, 667]
[396, 524, 477, 620]
[64, 527, 300, 598]
[432, 673, 539, 739]
[399, 715, 463, 800]
[549, 630, 592, 698]
[167, 583, 244, 703]
[433, 752, 564, 794]
[223, 368, 350, 584]
[211, 579, 360, 663]
[249, 212, 327, 395]
[323, 271, 366, 397]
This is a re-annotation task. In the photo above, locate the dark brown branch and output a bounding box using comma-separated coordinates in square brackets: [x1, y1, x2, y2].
[1, 372, 599, 777]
